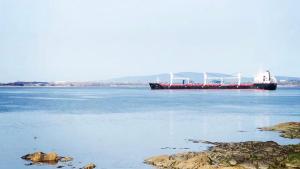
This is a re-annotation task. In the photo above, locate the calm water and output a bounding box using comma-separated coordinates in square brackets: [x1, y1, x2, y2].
[0, 87, 299, 169]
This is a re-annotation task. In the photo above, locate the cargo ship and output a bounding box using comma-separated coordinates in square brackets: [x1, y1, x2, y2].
[149, 71, 277, 90]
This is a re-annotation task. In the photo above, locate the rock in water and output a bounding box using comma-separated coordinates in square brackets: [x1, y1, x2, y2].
[144, 155, 170, 167]
[21, 152, 45, 163]
[259, 122, 300, 139]
[21, 151, 73, 164]
[43, 152, 58, 162]
[81, 163, 96, 169]
[60, 157, 73, 162]
[145, 152, 213, 169]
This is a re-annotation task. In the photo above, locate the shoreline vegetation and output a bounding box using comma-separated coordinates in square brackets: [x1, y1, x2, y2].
[144, 122, 300, 169]
[258, 122, 300, 139]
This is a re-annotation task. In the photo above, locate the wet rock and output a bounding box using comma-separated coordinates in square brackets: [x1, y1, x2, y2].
[187, 139, 221, 145]
[22, 152, 46, 163]
[228, 159, 237, 166]
[146, 122, 300, 169]
[161, 147, 190, 150]
[60, 157, 73, 162]
[180, 148, 190, 150]
[145, 155, 170, 167]
[145, 152, 213, 169]
[43, 152, 58, 162]
[21, 151, 73, 164]
[145, 141, 300, 169]
[24, 163, 33, 166]
[81, 163, 96, 169]
[259, 122, 300, 139]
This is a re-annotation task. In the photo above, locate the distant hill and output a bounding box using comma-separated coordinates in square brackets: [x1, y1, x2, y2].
[275, 76, 300, 81]
[108, 72, 251, 84]
[1, 73, 299, 87]
[108, 72, 300, 84]
[275, 76, 300, 86]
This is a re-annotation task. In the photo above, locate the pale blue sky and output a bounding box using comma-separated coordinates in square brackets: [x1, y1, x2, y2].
[0, 0, 299, 82]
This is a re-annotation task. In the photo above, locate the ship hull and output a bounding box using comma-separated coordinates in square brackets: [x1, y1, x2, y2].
[149, 83, 277, 90]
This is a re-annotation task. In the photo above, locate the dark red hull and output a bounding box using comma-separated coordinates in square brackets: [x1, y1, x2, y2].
[149, 83, 277, 90]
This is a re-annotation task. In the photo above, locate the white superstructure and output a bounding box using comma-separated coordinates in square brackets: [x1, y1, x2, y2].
[254, 71, 277, 84]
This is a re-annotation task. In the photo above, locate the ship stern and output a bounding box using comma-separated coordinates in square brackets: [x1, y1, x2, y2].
[254, 83, 277, 90]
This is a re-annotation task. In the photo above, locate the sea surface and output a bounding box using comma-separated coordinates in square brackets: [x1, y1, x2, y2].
[0, 87, 299, 169]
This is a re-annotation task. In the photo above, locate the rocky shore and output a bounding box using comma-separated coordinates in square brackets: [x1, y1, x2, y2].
[259, 122, 300, 139]
[145, 122, 300, 169]
[21, 152, 96, 169]
[20, 122, 300, 169]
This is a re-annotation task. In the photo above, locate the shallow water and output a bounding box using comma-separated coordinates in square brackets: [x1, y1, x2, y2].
[0, 87, 299, 169]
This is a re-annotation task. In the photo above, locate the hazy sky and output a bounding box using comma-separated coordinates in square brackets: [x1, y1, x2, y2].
[0, 0, 299, 82]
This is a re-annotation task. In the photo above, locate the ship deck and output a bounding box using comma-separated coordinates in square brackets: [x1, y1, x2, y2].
[158, 83, 254, 87]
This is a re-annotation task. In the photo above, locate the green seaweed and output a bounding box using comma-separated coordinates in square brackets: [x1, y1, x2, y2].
[286, 152, 300, 167]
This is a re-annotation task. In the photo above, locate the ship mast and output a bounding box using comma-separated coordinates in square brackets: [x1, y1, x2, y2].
[169, 72, 190, 85]
[238, 73, 241, 86]
[203, 72, 241, 85]
[170, 72, 173, 85]
[203, 72, 207, 85]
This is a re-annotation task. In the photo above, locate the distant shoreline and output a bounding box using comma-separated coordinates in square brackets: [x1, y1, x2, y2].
[1, 72, 300, 88]
[0, 84, 149, 88]
[0, 84, 299, 88]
